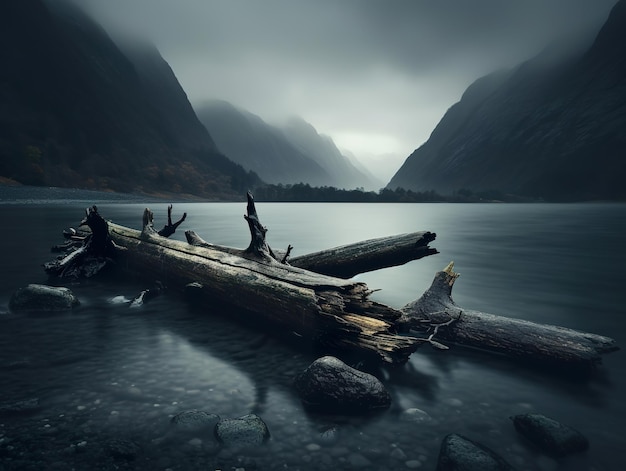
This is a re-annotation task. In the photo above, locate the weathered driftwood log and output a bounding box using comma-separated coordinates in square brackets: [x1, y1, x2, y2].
[44, 196, 619, 370]
[186, 230, 437, 278]
[102, 196, 430, 364]
[399, 262, 619, 373]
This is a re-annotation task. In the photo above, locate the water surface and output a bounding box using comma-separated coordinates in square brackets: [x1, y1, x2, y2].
[0, 198, 624, 470]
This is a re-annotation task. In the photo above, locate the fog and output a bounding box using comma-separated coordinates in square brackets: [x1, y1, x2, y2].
[76, 0, 616, 178]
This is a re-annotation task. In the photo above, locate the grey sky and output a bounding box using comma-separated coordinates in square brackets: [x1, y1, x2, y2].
[79, 0, 616, 179]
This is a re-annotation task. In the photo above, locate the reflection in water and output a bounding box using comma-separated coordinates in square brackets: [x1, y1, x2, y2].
[0, 202, 625, 469]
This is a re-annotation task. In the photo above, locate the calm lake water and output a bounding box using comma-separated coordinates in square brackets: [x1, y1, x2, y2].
[0, 196, 625, 470]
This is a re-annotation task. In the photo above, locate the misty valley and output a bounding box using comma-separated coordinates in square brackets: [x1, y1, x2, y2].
[1, 0, 625, 202]
[1, 0, 626, 469]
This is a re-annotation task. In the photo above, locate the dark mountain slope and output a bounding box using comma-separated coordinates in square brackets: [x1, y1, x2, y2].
[388, 0, 626, 201]
[116, 39, 217, 152]
[0, 0, 257, 197]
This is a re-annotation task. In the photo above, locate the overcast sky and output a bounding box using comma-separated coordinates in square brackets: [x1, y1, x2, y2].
[79, 0, 616, 179]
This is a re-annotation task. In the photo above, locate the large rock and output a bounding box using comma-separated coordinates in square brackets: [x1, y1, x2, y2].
[9, 284, 80, 313]
[214, 413, 270, 447]
[511, 413, 589, 457]
[293, 356, 391, 413]
[436, 433, 515, 471]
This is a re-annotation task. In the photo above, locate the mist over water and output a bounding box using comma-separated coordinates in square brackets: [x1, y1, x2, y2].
[1, 199, 625, 469]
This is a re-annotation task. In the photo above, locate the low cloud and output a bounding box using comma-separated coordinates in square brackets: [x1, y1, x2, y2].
[77, 0, 617, 174]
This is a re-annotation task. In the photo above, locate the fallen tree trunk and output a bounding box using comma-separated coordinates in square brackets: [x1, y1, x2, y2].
[103, 195, 428, 364]
[186, 230, 438, 278]
[399, 262, 619, 373]
[44, 196, 619, 371]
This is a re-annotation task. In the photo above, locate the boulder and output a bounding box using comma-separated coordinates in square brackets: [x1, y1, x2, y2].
[9, 284, 79, 313]
[214, 413, 270, 447]
[293, 356, 391, 413]
[511, 413, 589, 457]
[436, 433, 515, 471]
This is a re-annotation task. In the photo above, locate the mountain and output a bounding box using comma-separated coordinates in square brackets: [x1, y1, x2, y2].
[195, 100, 377, 189]
[195, 100, 331, 186]
[280, 116, 381, 190]
[341, 150, 384, 189]
[115, 38, 218, 153]
[0, 0, 258, 198]
[388, 0, 626, 201]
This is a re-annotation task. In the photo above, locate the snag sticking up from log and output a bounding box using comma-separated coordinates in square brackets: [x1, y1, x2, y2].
[244, 191, 274, 259]
[185, 192, 295, 263]
[158, 204, 187, 238]
[142, 204, 186, 238]
[399, 262, 619, 373]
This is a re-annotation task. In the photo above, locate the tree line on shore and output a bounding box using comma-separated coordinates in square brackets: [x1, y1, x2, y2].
[252, 183, 532, 203]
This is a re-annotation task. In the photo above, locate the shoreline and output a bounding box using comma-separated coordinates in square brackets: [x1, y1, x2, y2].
[0, 184, 208, 205]
[2, 184, 622, 205]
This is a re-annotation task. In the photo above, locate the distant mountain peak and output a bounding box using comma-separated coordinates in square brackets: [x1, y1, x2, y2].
[283, 115, 317, 132]
[195, 101, 380, 190]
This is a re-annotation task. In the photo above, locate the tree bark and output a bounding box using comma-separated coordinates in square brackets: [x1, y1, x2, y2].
[399, 262, 619, 373]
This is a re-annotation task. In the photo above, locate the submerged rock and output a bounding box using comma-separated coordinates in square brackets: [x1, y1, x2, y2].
[293, 356, 391, 413]
[319, 426, 339, 444]
[214, 413, 270, 447]
[436, 433, 515, 471]
[9, 284, 79, 313]
[170, 409, 220, 433]
[511, 413, 589, 457]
